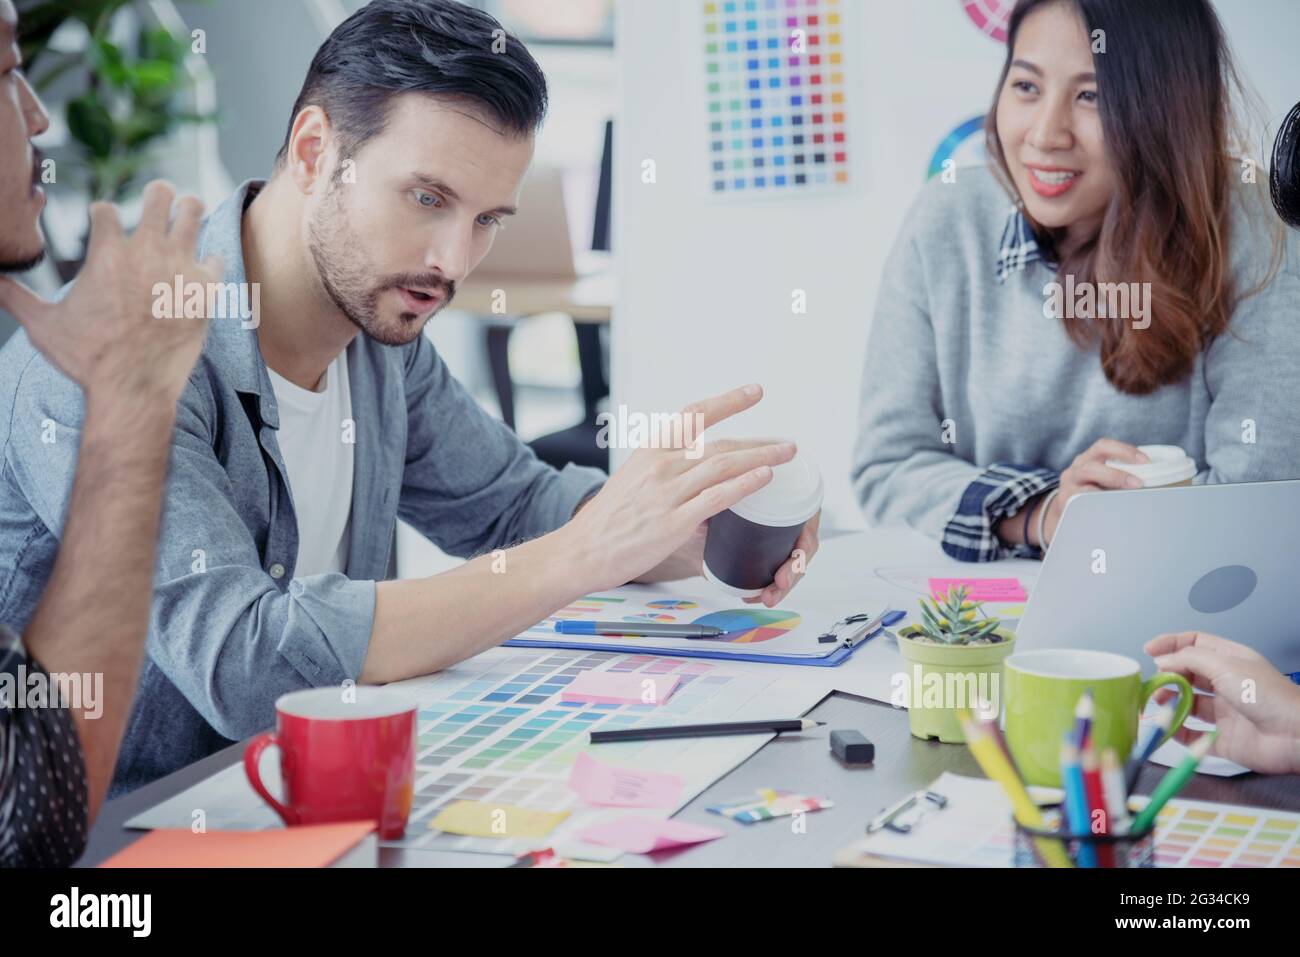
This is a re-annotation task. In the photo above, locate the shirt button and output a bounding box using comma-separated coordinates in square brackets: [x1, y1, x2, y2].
[269, 563, 286, 580]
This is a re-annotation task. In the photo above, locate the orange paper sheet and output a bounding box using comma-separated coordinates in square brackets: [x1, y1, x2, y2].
[99, 821, 375, 868]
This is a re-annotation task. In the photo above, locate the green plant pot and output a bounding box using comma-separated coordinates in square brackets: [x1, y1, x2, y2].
[896, 632, 1016, 744]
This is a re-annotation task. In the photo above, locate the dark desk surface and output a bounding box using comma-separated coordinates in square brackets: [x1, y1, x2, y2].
[80, 692, 1300, 868]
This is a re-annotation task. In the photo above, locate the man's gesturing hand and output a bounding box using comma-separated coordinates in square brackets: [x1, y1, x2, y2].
[566, 384, 797, 593]
[0, 180, 219, 406]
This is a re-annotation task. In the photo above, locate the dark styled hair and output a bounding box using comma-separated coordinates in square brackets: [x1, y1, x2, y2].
[985, 0, 1272, 396]
[275, 0, 547, 167]
[1273, 101, 1300, 228]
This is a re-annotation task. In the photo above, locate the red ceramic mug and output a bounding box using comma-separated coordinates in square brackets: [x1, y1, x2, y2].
[244, 687, 416, 840]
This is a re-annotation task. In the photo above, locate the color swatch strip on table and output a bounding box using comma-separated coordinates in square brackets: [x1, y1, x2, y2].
[1149, 801, 1300, 868]
[702, 0, 850, 194]
[962, 798, 1300, 868]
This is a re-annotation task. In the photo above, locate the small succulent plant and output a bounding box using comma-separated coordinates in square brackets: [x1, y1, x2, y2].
[898, 585, 1007, 645]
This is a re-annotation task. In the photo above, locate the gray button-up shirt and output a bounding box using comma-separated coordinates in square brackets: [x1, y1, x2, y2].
[0, 181, 605, 795]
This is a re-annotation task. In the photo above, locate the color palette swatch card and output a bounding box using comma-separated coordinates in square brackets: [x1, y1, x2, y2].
[708, 787, 833, 824]
[701, 0, 851, 195]
[1147, 799, 1300, 868]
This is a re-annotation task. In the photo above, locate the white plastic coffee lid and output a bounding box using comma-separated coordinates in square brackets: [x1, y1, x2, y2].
[1104, 444, 1196, 487]
[729, 453, 823, 527]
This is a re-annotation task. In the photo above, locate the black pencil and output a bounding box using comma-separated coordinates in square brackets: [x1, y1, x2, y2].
[589, 718, 823, 743]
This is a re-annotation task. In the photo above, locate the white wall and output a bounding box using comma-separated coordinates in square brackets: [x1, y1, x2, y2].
[612, 0, 1300, 530]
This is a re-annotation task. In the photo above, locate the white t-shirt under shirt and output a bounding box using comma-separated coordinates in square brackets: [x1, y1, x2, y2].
[265, 354, 355, 577]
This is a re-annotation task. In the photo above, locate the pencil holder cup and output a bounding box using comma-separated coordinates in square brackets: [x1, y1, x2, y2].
[1012, 808, 1155, 868]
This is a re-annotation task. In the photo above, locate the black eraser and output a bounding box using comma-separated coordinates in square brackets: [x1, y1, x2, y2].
[830, 729, 874, 764]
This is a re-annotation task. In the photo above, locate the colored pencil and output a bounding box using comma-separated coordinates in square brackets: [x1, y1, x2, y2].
[1072, 690, 1094, 751]
[1125, 699, 1178, 793]
[1129, 733, 1217, 835]
[1081, 748, 1113, 867]
[1061, 741, 1097, 867]
[957, 709, 1073, 868]
[1101, 748, 1132, 836]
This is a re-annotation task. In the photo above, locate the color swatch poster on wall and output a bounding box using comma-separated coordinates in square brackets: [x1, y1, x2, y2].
[698, 0, 855, 198]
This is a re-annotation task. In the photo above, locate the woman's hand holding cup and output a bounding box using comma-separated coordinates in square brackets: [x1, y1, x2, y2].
[1040, 438, 1149, 542]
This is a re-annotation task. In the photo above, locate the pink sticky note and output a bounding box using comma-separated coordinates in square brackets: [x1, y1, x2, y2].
[576, 816, 723, 854]
[568, 752, 683, 808]
[561, 671, 681, 706]
[928, 577, 1027, 602]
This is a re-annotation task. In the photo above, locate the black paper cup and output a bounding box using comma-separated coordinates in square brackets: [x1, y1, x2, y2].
[702, 455, 823, 597]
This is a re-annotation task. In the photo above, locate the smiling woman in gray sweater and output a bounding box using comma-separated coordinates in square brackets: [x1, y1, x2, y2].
[852, 0, 1300, 562]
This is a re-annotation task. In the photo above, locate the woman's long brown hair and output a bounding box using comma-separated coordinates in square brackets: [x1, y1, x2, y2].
[985, 0, 1280, 396]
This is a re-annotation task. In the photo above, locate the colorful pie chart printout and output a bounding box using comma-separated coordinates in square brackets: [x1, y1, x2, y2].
[523, 592, 820, 656]
[692, 608, 803, 644]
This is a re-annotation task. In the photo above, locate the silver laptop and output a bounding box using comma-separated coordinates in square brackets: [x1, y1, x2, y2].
[1014, 479, 1300, 674]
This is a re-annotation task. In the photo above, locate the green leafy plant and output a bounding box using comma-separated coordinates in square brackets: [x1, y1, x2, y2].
[898, 585, 1007, 646]
[19, 0, 212, 201]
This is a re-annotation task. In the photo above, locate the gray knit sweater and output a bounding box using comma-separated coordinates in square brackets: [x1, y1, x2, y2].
[851, 165, 1300, 561]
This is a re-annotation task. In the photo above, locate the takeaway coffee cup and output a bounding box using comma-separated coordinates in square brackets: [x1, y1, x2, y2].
[1105, 444, 1196, 488]
[702, 454, 823, 597]
[244, 687, 416, 839]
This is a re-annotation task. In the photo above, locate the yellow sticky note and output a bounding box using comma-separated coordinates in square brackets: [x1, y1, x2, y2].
[429, 801, 568, 839]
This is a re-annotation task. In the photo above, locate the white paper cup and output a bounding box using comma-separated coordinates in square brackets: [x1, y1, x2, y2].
[1105, 444, 1196, 488]
[702, 454, 823, 598]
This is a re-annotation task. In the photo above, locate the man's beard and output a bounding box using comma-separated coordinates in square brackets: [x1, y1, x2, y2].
[3, 152, 48, 274]
[0, 246, 45, 275]
[306, 183, 456, 347]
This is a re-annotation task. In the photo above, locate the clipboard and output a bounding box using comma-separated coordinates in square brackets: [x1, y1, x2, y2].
[504, 610, 904, 667]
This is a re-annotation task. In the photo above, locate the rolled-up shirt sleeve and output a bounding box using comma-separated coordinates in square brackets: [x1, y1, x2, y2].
[941, 463, 1060, 562]
[0, 626, 88, 868]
